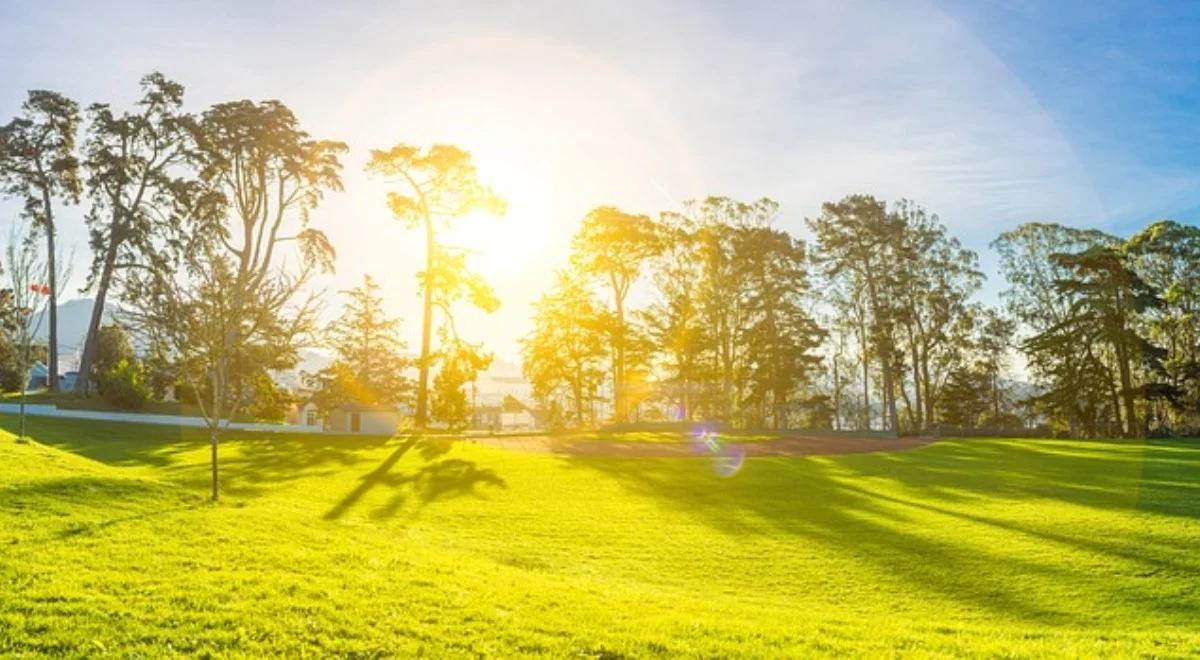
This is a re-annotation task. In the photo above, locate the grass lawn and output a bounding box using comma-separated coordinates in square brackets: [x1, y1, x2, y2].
[1, 415, 1198, 656]
[560, 430, 782, 443]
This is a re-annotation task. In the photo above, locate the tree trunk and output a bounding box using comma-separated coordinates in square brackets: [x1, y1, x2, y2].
[832, 352, 841, 431]
[613, 294, 625, 423]
[908, 337, 922, 433]
[860, 333, 871, 431]
[1116, 343, 1139, 437]
[75, 242, 120, 396]
[415, 215, 434, 429]
[42, 189, 58, 392]
[210, 424, 220, 501]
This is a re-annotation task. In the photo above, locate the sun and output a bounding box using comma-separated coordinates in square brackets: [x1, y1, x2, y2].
[440, 140, 560, 283]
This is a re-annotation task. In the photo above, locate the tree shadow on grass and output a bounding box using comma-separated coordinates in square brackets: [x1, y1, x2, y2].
[0, 414, 205, 468]
[0, 475, 204, 543]
[850, 438, 1200, 520]
[212, 431, 393, 497]
[559, 440, 1200, 628]
[324, 438, 506, 521]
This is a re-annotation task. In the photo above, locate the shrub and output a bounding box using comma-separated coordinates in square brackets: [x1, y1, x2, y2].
[99, 359, 150, 410]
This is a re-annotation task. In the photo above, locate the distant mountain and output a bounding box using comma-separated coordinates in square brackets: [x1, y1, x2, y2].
[30, 298, 115, 356]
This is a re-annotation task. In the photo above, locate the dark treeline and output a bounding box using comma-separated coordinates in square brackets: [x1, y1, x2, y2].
[3, 71, 1199, 472]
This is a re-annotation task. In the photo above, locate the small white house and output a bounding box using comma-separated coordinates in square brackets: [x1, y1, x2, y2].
[327, 403, 399, 435]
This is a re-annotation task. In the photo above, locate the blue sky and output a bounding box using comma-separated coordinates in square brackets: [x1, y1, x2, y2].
[1, 1, 1198, 360]
[943, 1, 1200, 229]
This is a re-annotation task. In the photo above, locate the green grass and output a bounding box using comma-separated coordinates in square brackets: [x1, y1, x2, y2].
[1, 415, 1198, 656]
[561, 430, 781, 443]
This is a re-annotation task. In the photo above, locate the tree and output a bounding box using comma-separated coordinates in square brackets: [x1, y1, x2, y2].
[808, 195, 905, 433]
[1124, 220, 1200, 429]
[643, 214, 706, 422]
[1047, 246, 1164, 437]
[76, 72, 203, 395]
[571, 206, 661, 422]
[937, 367, 989, 429]
[307, 274, 410, 409]
[91, 324, 135, 390]
[2, 222, 52, 439]
[993, 224, 1121, 436]
[125, 99, 343, 500]
[888, 200, 982, 432]
[521, 270, 609, 426]
[974, 307, 1016, 426]
[431, 334, 492, 429]
[740, 226, 825, 429]
[686, 198, 776, 423]
[366, 144, 505, 429]
[98, 358, 150, 410]
[0, 90, 82, 391]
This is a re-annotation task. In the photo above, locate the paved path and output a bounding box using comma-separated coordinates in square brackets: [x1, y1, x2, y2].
[465, 433, 934, 458]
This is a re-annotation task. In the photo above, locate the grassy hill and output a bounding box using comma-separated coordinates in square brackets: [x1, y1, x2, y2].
[1, 416, 1198, 656]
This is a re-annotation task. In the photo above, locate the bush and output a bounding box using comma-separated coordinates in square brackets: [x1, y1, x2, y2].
[98, 359, 150, 410]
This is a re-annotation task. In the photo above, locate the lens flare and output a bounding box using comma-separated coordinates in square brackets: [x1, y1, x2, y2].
[691, 426, 745, 478]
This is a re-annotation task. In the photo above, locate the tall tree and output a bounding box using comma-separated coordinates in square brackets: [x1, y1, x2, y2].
[307, 274, 410, 409]
[431, 333, 492, 429]
[808, 195, 904, 433]
[75, 72, 201, 395]
[889, 200, 982, 432]
[1124, 220, 1200, 428]
[974, 306, 1016, 426]
[366, 144, 505, 429]
[521, 270, 608, 426]
[0, 90, 81, 391]
[1047, 246, 1164, 437]
[570, 206, 661, 423]
[643, 215, 706, 421]
[125, 99, 343, 500]
[993, 223, 1119, 436]
[740, 226, 824, 429]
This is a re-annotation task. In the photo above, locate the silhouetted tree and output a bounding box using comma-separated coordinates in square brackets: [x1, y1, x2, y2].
[570, 206, 661, 423]
[366, 144, 505, 429]
[521, 270, 608, 426]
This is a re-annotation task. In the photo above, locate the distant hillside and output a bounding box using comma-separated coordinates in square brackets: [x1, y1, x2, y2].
[30, 298, 115, 355]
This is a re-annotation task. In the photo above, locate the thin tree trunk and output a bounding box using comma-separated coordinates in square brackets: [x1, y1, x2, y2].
[860, 331, 871, 431]
[614, 294, 625, 423]
[42, 189, 58, 392]
[210, 425, 220, 502]
[415, 215, 434, 429]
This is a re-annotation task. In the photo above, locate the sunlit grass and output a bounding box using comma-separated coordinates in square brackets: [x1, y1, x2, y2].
[1, 415, 1198, 656]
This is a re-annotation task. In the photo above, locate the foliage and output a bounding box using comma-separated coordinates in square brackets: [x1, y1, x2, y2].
[366, 144, 505, 429]
[91, 325, 134, 384]
[0, 89, 82, 391]
[570, 206, 662, 423]
[521, 270, 608, 427]
[431, 335, 492, 428]
[97, 358, 151, 410]
[75, 72, 208, 394]
[306, 274, 410, 410]
[247, 371, 293, 422]
[123, 98, 343, 500]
